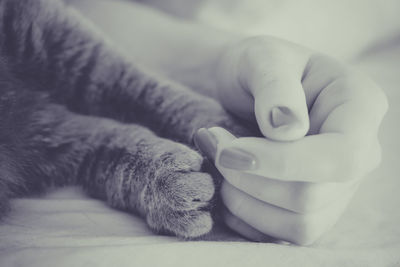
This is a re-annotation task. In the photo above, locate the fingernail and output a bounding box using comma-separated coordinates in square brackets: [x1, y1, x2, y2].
[219, 148, 257, 170]
[270, 106, 298, 128]
[194, 128, 218, 160]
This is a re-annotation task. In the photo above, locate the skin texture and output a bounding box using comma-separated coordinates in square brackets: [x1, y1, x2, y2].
[0, 0, 257, 238]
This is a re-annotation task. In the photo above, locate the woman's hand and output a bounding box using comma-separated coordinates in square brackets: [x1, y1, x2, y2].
[195, 36, 388, 245]
[214, 36, 387, 142]
[196, 127, 362, 245]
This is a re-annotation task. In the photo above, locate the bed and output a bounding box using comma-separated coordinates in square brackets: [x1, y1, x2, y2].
[1, 2, 400, 266]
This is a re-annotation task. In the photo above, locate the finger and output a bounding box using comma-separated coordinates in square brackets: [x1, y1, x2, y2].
[207, 127, 361, 212]
[311, 75, 388, 137]
[239, 45, 310, 141]
[219, 170, 358, 213]
[206, 127, 360, 212]
[222, 207, 276, 242]
[194, 128, 218, 160]
[252, 73, 310, 141]
[221, 180, 356, 245]
[194, 127, 236, 161]
[215, 130, 379, 182]
[302, 54, 388, 136]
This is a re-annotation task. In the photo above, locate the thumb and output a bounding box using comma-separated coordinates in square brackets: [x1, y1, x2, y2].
[249, 70, 310, 141]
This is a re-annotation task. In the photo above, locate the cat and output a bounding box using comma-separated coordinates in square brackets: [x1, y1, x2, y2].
[0, 0, 258, 239]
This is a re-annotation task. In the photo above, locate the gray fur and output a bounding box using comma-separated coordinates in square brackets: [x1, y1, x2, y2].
[0, 0, 257, 238]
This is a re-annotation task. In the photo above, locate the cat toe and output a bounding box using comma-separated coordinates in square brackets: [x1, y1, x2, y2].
[145, 170, 215, 238]
[158, 171, 214, 211]
[146, 209, 213, 239]
[158, 143, 204, 172]
[154, 144, 215, 211]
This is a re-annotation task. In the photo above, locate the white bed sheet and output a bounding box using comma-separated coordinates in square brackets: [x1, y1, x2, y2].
[1, 43, 400, 267]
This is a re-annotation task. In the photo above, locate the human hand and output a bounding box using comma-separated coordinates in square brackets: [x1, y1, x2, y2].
[214, 36, 387, 142]
[195, 127, 362, 245]
[195, 36, 388, 245]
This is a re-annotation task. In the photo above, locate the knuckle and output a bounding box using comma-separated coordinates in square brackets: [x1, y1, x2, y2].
[338, 70, 388, 113]
[321, 137, 366, 181]
[339, 150, 362, 180]
[370, 85, 389, 115]
[343, 138, 370, 179]
[333, 71, 363, 99]
[357, 75, 388, 115]
[344, 151, 361, 177]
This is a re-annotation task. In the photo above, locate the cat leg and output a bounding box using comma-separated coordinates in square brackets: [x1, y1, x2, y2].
[0, 169, 14, 216]
[0, 86, 215, 238]
[77, 120, 216, 238]
[0, 0, 258, 146]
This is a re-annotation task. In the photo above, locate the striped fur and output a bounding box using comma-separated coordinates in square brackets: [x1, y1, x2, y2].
[0, 0, 254, 238]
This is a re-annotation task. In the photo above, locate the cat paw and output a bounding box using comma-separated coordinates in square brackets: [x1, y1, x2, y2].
[143, 143, 215, 238]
